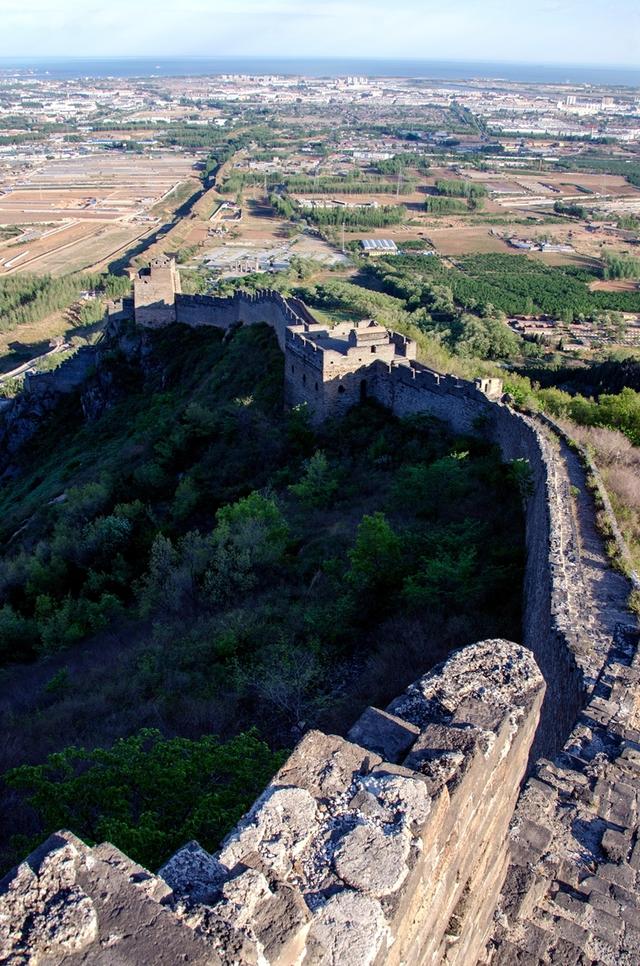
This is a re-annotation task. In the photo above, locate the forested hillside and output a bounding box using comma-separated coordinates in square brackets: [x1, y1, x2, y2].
[0, 320, 525, 874]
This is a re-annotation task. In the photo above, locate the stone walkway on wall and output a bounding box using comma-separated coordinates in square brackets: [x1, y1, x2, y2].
[489, 424, 640, 966]
[561, 437, 633, 685]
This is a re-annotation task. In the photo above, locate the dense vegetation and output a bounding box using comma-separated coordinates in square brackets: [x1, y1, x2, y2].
[553, 200, 588, 219]
[424, 181, 486, 213]
[375, 155, 430, 176]
[270, 191, 406, 228]
[6, 730, 286, 872]
[280, 173, 415, 195]
[434, 179, 487, 199]
[603, 251, 640, 280]
[364, 253, 640, 320]
[425, 196, 468, 214]
[0, 273, 131, 334]
[0, 321, 524, 874]
[519, 382, 640, 446]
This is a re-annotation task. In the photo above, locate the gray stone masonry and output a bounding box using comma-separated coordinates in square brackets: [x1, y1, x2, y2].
[2, 262, 640, 963]
[0, 641, 545, 966]
[133, 255, 181, 326]
[486, 416, 640, 966]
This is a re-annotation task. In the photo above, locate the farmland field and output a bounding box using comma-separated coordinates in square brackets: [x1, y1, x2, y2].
[0, 153, 198, 276]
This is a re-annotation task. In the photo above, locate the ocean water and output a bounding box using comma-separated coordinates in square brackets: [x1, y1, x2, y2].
[0, 57, 639, 87]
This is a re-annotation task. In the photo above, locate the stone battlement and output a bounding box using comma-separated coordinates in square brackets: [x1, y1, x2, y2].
[1, 261, 639, 964]
[0, 641, 545, 966]
[131, 258, 488, 424]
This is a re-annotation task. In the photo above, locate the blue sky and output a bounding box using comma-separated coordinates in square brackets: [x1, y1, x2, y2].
[0, 0, 637, 66]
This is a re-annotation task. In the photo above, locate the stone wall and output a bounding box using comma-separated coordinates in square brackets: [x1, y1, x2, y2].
[0, 640, 545, 966]
[2, 285, 639, 963]
[175, 289, 303, 352]
[134, 256, 181, 326]
[358, 363, 585, 759]
[487, 416, 640, 966]
[490, 408, 586, 760]
[369, 362, 497, 436]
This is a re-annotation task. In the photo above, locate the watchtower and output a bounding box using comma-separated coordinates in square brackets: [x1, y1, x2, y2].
[134, 255, 181, 327]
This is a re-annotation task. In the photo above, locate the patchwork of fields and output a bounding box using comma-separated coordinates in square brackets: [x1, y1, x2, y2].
[0, 154, 198, 275]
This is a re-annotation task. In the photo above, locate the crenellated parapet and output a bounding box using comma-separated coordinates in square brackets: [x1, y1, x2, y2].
[131, 258, 503, 425]
[2, 262, 640, 964]
[0, 641, 545, 966]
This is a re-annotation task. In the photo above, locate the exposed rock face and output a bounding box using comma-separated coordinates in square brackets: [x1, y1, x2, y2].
[0, 349, 98, 473]
[0, 640, 544, 965]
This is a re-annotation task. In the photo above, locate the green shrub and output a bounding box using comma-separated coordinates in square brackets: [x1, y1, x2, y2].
[5, 729, 287, 871]
[347, 512, 403, 597]
[289, 451, 339, 508]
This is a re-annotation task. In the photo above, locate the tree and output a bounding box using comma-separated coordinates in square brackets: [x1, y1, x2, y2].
[403, 545, 478, 609]
[206, 492, 289, 603]
[243, 640, 327, 729]
[6, 729, 286, 872]
[0, 604, 39, 663]
[289, 451, 339, 508]
[347, 512, 403, 598]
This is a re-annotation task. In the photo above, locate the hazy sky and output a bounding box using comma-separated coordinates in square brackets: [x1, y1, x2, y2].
[0, 0, 638, 67]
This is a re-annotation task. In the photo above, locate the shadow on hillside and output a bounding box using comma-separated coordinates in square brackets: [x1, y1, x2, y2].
[0, 340, 54, 375]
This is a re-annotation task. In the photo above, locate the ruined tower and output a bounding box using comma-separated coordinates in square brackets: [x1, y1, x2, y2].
[133, 255, 181, 326]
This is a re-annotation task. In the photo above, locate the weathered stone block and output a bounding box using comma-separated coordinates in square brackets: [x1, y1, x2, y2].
[274, 730, 382, 801]
[515, 817, 554, 854]
[305, 891, 388, 966]
[601, 827, 631, 864]
[347, 706, 419, 763]
[403, 722, 479, 788]
[159, 840, 225, 904]
[333, 824, 411, 898]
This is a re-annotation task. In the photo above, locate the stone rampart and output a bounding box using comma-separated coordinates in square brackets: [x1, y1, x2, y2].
[370, 361, 498, 435]
[488, 414, 640, 966]
[175, 289, 304, 352]
[2, 279, 640, 963]
[0, 640, 545, 966]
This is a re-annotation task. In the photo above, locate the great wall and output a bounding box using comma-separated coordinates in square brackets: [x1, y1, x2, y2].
[1, 256, 639, 965]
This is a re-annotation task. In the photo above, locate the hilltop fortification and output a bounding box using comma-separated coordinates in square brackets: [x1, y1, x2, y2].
[133, 254, 182, 325]
[1, 259, 639, 965]
[133, 257, 503, 428]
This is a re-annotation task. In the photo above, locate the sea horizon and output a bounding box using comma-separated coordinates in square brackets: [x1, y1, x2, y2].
[0, 55, 639, 87]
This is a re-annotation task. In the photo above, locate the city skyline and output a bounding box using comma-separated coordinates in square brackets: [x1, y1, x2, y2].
[1, 0, 638, 69]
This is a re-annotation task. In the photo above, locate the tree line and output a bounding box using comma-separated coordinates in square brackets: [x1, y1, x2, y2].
[270, 191, 406, 228]
[603, 251, 640, 280]
[434, 179, 487, 199]
[0, 274, 131, 335]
